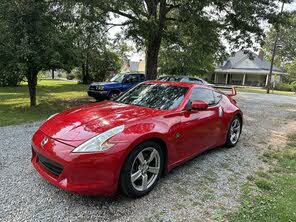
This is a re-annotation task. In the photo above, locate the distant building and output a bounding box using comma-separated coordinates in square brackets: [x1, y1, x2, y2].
[210, 50, 286, 86]
[121, 58, 145, 73]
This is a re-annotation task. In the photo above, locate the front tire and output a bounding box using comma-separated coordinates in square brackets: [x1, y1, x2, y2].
[108, 91, 120, 100]
[225, 116, 242, 148]
[119, 141, 164, 198]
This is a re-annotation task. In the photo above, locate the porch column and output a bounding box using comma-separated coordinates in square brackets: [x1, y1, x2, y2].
[242, 74, 246, 86]
[225, 74, 229, 85]
[265, 75, 269, 86]
[214, 73, 217, 84]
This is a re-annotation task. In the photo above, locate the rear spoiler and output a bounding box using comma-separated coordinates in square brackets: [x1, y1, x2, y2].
[213, 86, 237, 97]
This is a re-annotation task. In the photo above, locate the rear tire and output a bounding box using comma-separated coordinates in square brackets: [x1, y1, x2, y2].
[119, 141, 164, 198]
[225, 116, 242, 148]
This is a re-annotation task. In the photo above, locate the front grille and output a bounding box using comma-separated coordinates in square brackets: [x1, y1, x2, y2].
[37, 153, 63, 177]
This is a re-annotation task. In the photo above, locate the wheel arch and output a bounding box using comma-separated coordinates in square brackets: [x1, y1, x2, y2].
[234, 111, 243, 127]
[117, 136, 169, 195]
[120, 135, 169, 179]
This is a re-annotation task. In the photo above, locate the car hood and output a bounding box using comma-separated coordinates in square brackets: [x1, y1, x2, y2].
[39, 101, 160, 147]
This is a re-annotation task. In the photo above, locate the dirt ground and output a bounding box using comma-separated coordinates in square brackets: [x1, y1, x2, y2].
[0, 92, 296, 222]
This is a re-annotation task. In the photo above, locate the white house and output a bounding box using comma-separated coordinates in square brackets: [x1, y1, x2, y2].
[210, 50, 286, 87]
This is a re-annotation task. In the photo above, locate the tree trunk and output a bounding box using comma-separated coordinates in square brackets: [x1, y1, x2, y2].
[145, 36, 162, 80]
[82, 64, 87, 84]
[85, 60, 89, 83]
[51, 69, 55, 79]
[145, 0, 166, 80]
[27, 71, 38, 107]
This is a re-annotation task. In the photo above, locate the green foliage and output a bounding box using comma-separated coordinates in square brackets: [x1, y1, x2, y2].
[274, 82, 293, 91]
[74, 50, 121, 82]
[0, 0, 78, 105]
[0, 69, 24, 87]
[255, 178, 273, 190]
[291, 81, 296, 93]
[228, 134, 296, 222]
[285, 59, 296, 82]
[89, 50, 121, 82]
[90, 0, 281, 79]
[0, 0, 112, 104]
[264, 12, 296, 66]
[159, 18, 225, 76]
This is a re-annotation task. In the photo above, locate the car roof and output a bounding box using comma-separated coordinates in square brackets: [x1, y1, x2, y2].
[145, 80, 212, 89]
[121, 72, 145, 75]
[158, 75, 201, 79]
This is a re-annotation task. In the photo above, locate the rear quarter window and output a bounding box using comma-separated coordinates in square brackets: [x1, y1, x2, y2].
[190, 88, 215, 105]
[213, 91, 223, 103]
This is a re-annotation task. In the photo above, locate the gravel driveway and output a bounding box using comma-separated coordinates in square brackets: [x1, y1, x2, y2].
[1, 92, 296, 222]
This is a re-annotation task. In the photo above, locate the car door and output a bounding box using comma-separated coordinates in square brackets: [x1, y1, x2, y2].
[122, 74, 139, 91]
[178, 87, 222, 158]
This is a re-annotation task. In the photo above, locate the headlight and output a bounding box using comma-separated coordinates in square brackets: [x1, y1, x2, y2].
[47, 113, 58, 121]
[72, 125, 125, 153]
[96, 85, 104, 90]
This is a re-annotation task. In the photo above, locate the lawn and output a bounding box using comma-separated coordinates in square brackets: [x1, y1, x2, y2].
[0, 79, 93, 126]
[228, 134, 296, 222]
[237, 87, 296, 96]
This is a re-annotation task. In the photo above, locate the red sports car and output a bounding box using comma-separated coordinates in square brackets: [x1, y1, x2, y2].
[31, 81, 242, 198]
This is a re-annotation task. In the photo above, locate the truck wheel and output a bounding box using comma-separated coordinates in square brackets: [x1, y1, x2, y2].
[109, 91, 120, 100]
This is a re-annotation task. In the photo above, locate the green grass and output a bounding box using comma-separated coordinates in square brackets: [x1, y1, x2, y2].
[228, 134, 296, 222]
[0, 79, 92, 126]
[237, 87, 296, 96]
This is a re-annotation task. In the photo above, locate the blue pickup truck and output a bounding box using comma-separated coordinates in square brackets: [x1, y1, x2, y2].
[88, 73, 146, 101]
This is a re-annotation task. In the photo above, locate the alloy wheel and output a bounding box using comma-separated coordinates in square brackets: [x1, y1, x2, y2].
[230, 118, 241, 144]
[131, 147, 161, 192]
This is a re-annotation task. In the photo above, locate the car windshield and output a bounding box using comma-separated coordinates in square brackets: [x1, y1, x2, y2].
[114, 83, 188, 110]
[110, 73, 126, 82]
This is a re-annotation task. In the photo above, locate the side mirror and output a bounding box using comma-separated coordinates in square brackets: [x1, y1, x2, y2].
[191, 100, 208, 111]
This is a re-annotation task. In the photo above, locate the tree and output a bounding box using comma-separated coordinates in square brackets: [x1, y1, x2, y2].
[1, 0, 70, 106]
[285, 59, 296, 81]
[92, 0, 280, 80]
[158, 16, 226, 76]
[264, 12, 296, 64]
[68, 1, 108, 84]
[0, 2, 24, 86]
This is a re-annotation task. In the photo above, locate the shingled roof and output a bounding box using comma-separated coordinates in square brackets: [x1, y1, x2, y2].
[215, 50, 285, 75]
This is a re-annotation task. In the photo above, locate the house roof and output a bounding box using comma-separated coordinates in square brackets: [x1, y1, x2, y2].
[215, 50, 286, 75]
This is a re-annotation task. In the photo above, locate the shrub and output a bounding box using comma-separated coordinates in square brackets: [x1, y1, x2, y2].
[67, 73, 75, 80]
[274, 82, 293, 91]
[291, 81, 296, 93]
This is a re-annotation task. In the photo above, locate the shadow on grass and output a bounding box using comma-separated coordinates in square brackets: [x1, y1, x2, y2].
[0, 97, 95, 126]
[0, 81, 88, 101]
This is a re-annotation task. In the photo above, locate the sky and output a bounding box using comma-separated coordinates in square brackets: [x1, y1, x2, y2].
[108, 1, 296, 61]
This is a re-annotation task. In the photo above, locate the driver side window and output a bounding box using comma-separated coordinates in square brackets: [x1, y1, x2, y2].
[190, 88, 215, 105]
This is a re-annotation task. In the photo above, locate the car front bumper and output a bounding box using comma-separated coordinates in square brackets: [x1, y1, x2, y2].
[87, 90, 109, 99]
[31, 130, 128, 196]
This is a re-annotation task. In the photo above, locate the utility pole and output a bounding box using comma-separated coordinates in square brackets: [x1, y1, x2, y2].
[267, 1, 285, 94]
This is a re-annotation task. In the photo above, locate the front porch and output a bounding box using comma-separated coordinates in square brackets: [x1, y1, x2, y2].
[209, 73, 281, 87]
